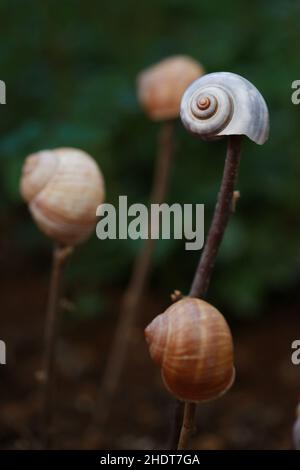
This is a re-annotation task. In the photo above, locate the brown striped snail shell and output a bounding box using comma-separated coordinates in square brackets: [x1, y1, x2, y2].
[145, 297, 235, 403]
[20, 147, 105, 246]
[137, 55, 205, 121]
[180, 72, 269, 145]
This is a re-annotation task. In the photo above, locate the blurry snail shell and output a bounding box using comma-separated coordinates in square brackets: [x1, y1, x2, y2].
[145, 297, 235, 403]
[137, 55, 205, 121]
[20, 147, 105, 246]
[293, 417, 300, 450]
[293, 403, 300, 450]
[180, 72, 269, 145]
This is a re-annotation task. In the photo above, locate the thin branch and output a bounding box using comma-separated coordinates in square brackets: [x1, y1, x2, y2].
[169, 135, 242, 450]
[177, 403, 197, 450]
[41, 243, 72, 448]
[96, 120, 176, 427]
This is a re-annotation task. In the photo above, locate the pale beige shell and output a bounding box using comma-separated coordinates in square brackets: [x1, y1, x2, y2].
[20, 147, 105, 246]
[145, 297, 235, 403]
[137, 55, 205, 121]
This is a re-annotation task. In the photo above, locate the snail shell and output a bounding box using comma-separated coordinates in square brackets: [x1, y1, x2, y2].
[180, 72, 269, 145]
[293, 417, 300, 450]
[137, 55, 204, 121]
[293, 403, 300, 450]
[20, 147, 105, 246]
[145, 297, 235, 403]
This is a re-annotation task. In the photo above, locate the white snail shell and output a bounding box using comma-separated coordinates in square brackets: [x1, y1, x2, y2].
[180, 72, 269, 145]
[137, 55, 205, 121]
[20, 147, 105, 246]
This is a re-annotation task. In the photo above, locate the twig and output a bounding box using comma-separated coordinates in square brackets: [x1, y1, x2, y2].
[41, 243, 73, 448]
[189, 136, 242, 299]
[96, 120, 175, 426]
[169, 135, 242, 450]
[177, 403, 197, 450]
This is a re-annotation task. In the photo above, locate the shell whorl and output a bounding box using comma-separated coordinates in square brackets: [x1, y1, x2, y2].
[21, 150, 59, 202]
[20, 147, 105, 246]
[180, 72, 269, 145]
[145, 297, 235, 403]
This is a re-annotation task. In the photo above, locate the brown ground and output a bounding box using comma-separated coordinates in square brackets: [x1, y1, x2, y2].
[0, 273, 299, 450]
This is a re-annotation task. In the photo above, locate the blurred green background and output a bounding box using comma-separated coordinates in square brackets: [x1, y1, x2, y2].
[0, 0, 300, 317]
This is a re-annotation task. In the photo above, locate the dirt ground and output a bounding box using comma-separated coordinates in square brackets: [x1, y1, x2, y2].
[0, 272, 299, 450]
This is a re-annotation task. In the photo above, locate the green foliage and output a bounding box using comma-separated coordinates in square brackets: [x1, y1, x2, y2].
[1, 0, 300, 316]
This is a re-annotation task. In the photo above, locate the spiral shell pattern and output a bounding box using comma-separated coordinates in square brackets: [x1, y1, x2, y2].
[145, 297, 235, 403]
[180, 72, 269, 145]
[20, 147, 105, 246]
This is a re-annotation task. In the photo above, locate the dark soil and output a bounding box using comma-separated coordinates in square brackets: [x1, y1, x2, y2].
[0, 273, 299, 450]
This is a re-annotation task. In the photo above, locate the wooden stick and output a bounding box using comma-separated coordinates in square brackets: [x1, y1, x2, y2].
[41, 243, 72, 448]
[170, 135, 242, 449]
[96, 121, 175, 426]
